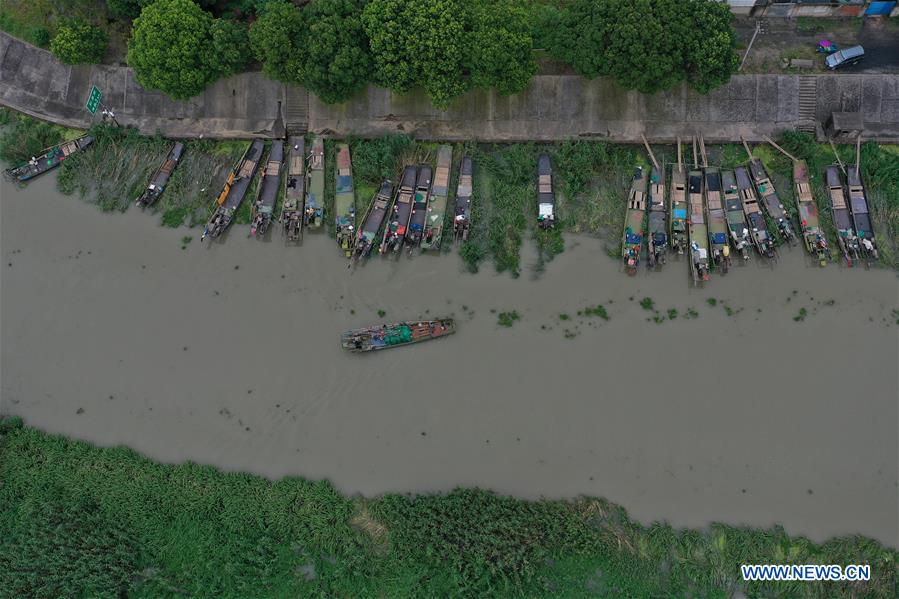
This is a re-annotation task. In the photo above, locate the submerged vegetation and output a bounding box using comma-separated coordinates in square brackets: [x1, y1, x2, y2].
[0, 418, 895, 598]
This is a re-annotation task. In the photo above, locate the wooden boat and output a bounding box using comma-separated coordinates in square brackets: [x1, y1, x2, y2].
[342, 319, 455, 352]
[335, 144, 355, 256]
[749, 158, 797, 245]
[622, 166, 647, 275]
[704, 167, 730, 273]
[537, 154, 555, 229]
[825, 165, 860, 266]
[250, 141, 283, 237]
[647, 165, 668, 268]
[353, 180, 394, 262]
[722, 169, 751, 261]
[847, 165, 878, 265]
[5, 135, 93, 183]
[280, 137, 305, 242]
[687, 169, 710, 283]
[136, 141, 184, 208]
[422, 145, 452, 251]
[735, 166, 777, 260]
[405, 165, 432, 251]
[304, 136, 324, 228]
[453, 155, 473, 241]
[793, 160, 830, 266]
[201, 139, 264, 241]
[669, 165, 688, 256]
[381, 166, 417, 255]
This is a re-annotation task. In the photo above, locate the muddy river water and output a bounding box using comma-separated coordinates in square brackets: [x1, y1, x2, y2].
[1, 176, 897, 546]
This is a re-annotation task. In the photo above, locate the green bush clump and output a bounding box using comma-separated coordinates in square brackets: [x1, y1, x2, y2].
[50, 20, 107, 65]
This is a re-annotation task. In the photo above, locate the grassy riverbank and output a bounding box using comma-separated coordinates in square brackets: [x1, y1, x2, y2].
[0, 418, 894, 598]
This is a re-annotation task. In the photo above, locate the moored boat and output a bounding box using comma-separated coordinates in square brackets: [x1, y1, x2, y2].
[304, 136, 324, 228]
[704, 167, 730, 273]
[749, 158, 796, 245]
[5, 135, 93, 183]
[735, 166, 777, 260]
[622, 166, 647, 275]
[250, 141, 283, 237]
[353, 180, 394, 262]
[669, 166, 688, 255]
[422, 144, 452, 251]
[280, 137, 305, 242]
[405, 165, 432, 252]
[647, 166, 668, 268]
[687, 169, 710, 283]
[793, 160, 830, 266]
[825, 166, 860, 266]
[136, 141, 184, 208]
[453, 155, 473, 241]
[846, 165, 878, 265]
[335, 144, 355, 256]
[202, 139, 264, 241]
[537, 154, 555, 229]
[342, 319, 455, 352]
[722, 169, 751, 261]
[381, 166, 417, 255]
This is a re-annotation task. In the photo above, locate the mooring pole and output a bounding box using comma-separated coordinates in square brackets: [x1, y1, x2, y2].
[741, 136, 753, 161]
[739, 21, 761, 72]
[828, 138, 846, 174]
[855, 134, 861, 178]
[699, 135, 709, 169]
[641, 134, 660, 172]
[692, 136, 698, 168]
[677, 137, 683, 172]
[763, 136, 798, 163]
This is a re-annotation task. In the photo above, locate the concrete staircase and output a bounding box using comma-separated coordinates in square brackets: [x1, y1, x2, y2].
[285, 85, 309, 134]
[797, 76, 817, 134]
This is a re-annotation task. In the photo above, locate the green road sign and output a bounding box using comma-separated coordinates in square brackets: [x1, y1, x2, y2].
[86, 86, 102, 114]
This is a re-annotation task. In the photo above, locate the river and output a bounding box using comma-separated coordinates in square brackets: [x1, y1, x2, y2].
[1, 175, 897, 546]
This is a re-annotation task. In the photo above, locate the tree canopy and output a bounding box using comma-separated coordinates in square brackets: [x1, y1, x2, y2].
[49, 21, 108, 65]
[127, 0, 249, 100]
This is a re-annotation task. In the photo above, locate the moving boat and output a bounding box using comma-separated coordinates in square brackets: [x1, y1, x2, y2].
[381, 166, 417, 255]
[250, 141, 283, 237]
[669, 165, 688, 256]
[735, 166, 777, 260]
[353, 180, 394, 262]
[537, 154, 555, 229]
[453, 155, 473, 241]
[793, 160, 830, 266]
[722, 169, 751, 261]
[335, 144, 355, 256]
[687, 169, 710, 283]
[342, 319, 455, 352]
[280, 137, 305, 242]
[749, 158, 797, 245]
[846, 165, 878, 265]
[304, 136, 324, 228]
[405, 165, 432, 251]
[422, 144, 452, 251]
[622, 166, 647, 275]
[704, 167, 730, 273]
[825, 166, 860, 266]
[5, 135, 93, 183]
[647, 165, 668, 268]
[201, 139, 264, 241]
[136, 141, 184, 208]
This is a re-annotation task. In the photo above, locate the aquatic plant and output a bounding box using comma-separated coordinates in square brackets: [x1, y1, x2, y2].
[793, 307, 808, 322]
[706, 298, 718, 307]
[377, 309, 386, 318]
[558, 313, 570, 321]
[497, 310, 520, 327]
[667, 308, 678, 320]
[582, 304, 609, 320]
[685, 308, 700, 319]
[640, 297, 655, 311]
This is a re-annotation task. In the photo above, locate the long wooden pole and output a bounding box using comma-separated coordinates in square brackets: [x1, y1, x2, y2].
[827, 138, 845, 174]
[677, 136, 683, 172]
[855, 134, 861, 178]
[741, 136, 753, 161]
[641, 134, 660, 172]
[692, 136, 698, 168]
[699, 135, 709, 168]
[763, 136, 798, 163]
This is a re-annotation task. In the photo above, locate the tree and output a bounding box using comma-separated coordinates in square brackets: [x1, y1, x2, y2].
[127, 0, 248, 100]
[467, 0, 536, 96]
[50, 21, 108, 65]
[248, 0, 304, 82]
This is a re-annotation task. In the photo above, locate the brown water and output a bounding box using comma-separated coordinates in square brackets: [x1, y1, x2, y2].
[2, 176, 897, 547]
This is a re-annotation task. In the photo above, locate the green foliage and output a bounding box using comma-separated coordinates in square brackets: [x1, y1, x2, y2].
[582, 304, 609, 320]
[127, 0, 247, 100]
[467, 0, 536, 96]
[640, 297, 655, 311]
[497, 310, 520, 327]
[248, 1, 302, 81]
[107, 0, 151, 21]
[49, 20, 107, 64]
[0, 112, 68, 166]
[348, 134, 414, 185]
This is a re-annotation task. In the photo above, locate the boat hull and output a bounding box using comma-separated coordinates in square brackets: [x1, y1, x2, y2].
[342, 319, 455, 352]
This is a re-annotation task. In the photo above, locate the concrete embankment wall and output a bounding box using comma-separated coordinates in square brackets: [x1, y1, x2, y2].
[2, 31, 898, 142]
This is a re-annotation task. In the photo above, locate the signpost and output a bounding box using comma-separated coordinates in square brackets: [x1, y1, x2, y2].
[86, 86, 102, 114]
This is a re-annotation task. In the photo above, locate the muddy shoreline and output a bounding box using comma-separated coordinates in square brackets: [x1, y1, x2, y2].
[1, 176, 897, 546]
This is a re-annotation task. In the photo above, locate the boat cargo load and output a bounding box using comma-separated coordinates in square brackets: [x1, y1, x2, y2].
[722, 169, 751, 262]
[335, 144, 355, 256]
[136, 141, 184, 208]
[826, 166, 860, 266]
[5, 135, 94, 183]
[422, 145, 452, 251]
[669, 166, 688, 255]
[342, 319, 455, 352]
[735, 166, 777, 260]
[453, 155, 473, 241]
[704, 167, 730, 273]
[537, 154, 555, 229]
[622, 166, 647, 275]
[749, 158, 796, 245]
[304, 136, 325, 228]
[406, 165, 432, 251]
[793, 160, 830, 266]
[381, 166, 417, 255]
[847, 165, 878, 264]
[202, 139, 264, 241]
[687, 169, 710, 283]
[353, 180, 394, 262]
[281, 137, 306, 242]
[250, 141, 284, 237]
[647, 166, 668, 268]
